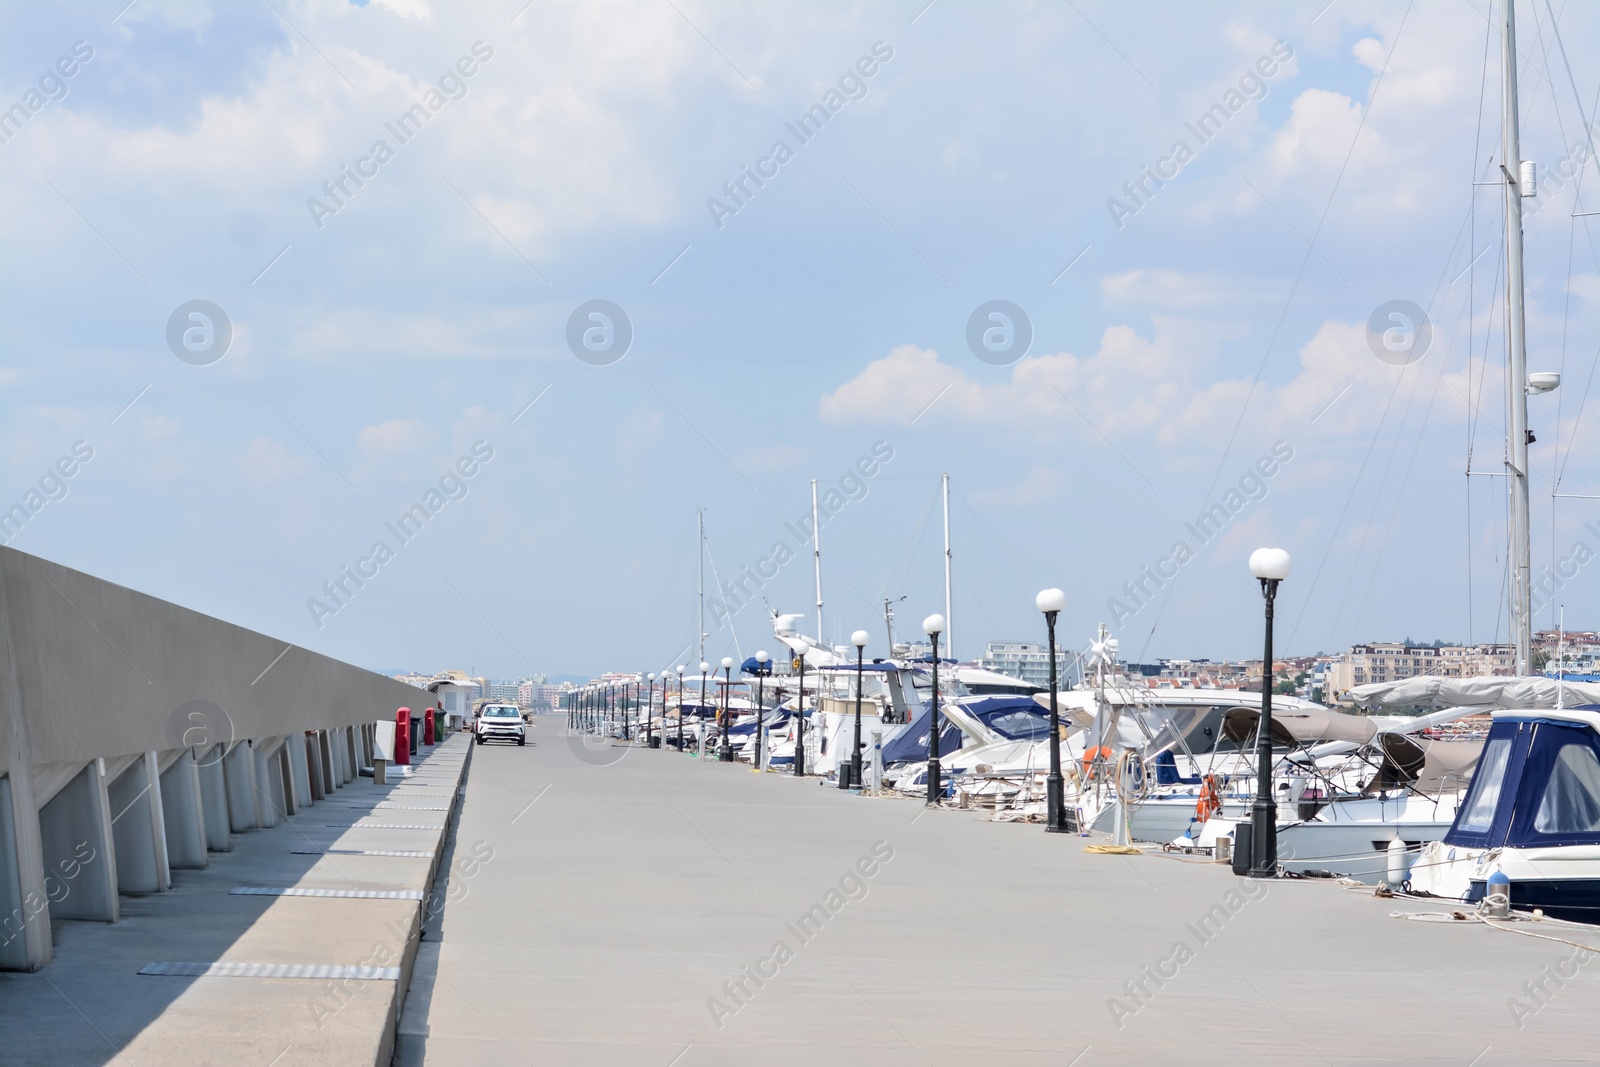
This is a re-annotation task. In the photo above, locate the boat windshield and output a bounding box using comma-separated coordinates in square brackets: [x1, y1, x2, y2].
[1534, 743, 1600, 834]
[1457, 736, 1512, 832]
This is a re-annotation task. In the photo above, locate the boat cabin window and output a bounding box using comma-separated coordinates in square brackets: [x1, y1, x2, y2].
[986, 709, 1051, 741]
[1534, 743, 1600, 834]
[1458, 737, 1512, 832]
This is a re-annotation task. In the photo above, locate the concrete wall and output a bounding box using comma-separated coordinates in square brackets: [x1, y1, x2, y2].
[0, 546, 430, 970]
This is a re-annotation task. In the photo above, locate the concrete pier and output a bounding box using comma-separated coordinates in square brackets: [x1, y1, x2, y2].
[0, 734, 470, 1065]
[396, 719, 1600, 1066]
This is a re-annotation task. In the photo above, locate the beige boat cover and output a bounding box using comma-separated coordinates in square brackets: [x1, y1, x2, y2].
[1364, 733, 1484, 793]
[1221, 705, 1378, 747]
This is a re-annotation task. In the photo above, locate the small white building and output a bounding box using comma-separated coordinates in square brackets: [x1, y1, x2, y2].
[427, 671, 480, 731]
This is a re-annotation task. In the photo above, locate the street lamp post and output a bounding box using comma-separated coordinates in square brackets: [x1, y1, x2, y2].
[753, 650, 769, 771]
[698, 661, 710, 760]
[676, 666, 686, 752]
[1248, 547, 1292, 878]
[719, 657, 736, 761]
[1036, 588, 1068, 833]
[794, 651, 807, 776]
[843, 630, 869, 790]
[646, 674, 656, 748]
[923, 614, 946, 806]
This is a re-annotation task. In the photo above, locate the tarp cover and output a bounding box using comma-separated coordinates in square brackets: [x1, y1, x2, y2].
[1365, 733, 1483, 793]
[1221, 706, 1378, 746]
[1349, 676, 1600, 710]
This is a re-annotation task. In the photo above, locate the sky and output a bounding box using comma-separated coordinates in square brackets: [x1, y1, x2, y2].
[3, 0, 1600, 681]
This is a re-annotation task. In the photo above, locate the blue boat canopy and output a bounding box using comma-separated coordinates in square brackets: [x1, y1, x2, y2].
[1444, 712, 1600, 850]
[881, 705, 963, 765]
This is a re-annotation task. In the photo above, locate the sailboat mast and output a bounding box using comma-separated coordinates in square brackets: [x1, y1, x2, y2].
[697, 508, 705, 665]
[1503, 0, 1533, 676]
[811, 479, 824, 650]
[942, 473, 953, 662]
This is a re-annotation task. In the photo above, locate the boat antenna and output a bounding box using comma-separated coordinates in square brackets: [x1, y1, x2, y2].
[697, 509, 706, 665]
[942, 472, 953, 662]
[1557, 608, 1565, 709]
[812, 479, 824, 650]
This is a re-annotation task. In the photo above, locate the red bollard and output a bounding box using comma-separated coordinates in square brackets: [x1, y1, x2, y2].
[423, 706, 435, 746]
[395, 707, 412, 765]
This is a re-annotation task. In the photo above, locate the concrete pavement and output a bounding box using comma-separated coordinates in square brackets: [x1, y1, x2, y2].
[401, 717, 1600, 1066]
[0, 733, 470, 1066]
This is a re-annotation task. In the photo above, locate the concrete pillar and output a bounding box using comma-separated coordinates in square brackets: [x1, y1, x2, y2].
[286, 733, 312, 809]
[254, 745, 280, 828]
[159, 752, 207, 870]
[305, 734, 324, 802]
[222, 743, 259, 833]
[0, 585, 50, 969]
[196, 746, 231, 852]
[38, 761, 118, 923]
[317, 730, 336, 794]
[276, 746, 297, 817]
[107, 754, 169, 894]
[0, 775, 46, 970]
[344, 726, 358, 782]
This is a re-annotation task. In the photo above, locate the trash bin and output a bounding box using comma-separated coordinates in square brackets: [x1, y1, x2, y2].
[1231, 821, 1252, 877]
[394, 708, 412, 766]
[435, 709, 446, 743]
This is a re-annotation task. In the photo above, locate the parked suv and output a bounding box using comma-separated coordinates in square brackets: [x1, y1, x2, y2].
[476, 704, 526, 746]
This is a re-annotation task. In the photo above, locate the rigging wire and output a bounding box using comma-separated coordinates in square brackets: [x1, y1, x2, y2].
[1325, 207, 1475, 641]
[878, 477, 940, 601]
[1467, 0, 1495, 645]
[1349, 293, 1478, 638]
[1192, 1, 1416, 512]
[952, 484, 1030, 602]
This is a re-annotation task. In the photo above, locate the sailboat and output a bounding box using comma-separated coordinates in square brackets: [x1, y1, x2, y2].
[1391, 0, 1600, 913]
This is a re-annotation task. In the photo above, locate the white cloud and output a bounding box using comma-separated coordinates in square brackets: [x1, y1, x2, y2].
[820, 315, 1478, 456]
[737, 443, 809, 473]
[973, 466, 1064, 506]
[240, 435, 309, 485]
[359, 418, 438, 456]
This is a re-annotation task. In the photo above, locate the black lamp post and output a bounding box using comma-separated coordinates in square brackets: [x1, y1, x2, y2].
[646, 673, 656, 748]
[753, 650, 769, 770]
[675, 665, 686, 752]
[843, 630, 869, 790]
[1247, 547, 1291, 878]
[794, 651, 807, 776]
[698, 661, 710, 759]
[719, 657, 736, 761]
[1037, 588, 1068, 833]
[923, 613, 945, 806]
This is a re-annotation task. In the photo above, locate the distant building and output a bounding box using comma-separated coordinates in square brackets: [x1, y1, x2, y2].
[1322, 641, 1516, 701]
[977, 641, 1074, 688]
[486, 680, 522, 705]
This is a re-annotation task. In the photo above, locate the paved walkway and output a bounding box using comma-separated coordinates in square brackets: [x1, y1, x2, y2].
[0, 734, 469, 1067]
[402, 718, 1600, 1066]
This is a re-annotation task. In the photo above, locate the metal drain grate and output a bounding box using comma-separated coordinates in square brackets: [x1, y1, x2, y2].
[231, 886, 424, 900]
[139, 961, 401, 980]
[291, 849, 435, 857]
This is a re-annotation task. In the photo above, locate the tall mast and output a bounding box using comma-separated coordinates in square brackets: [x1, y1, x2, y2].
[697, 508, 705, 665]
[942, 472, 953, 662]
[1503, 0, 1533, 675]
[811, 479, 824, 649]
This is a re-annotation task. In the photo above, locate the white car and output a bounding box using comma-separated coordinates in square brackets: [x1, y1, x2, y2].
[476, 704, 526, 746]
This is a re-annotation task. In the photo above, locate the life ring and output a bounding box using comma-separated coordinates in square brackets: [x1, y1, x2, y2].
[1081, 746, 1114, 778]
[1194, 775, 1222, 823]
